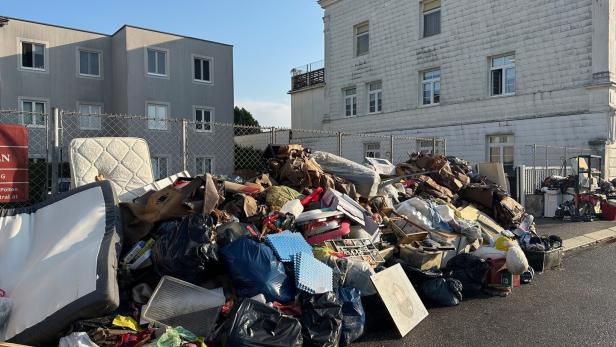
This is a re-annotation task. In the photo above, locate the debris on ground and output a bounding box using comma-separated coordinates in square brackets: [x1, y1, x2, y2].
[0, 140, 567, 346]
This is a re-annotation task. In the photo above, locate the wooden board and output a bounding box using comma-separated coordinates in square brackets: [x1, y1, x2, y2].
[370, 264, 428, 337]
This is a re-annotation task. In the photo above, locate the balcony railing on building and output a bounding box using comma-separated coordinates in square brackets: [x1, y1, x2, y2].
[290, 60, 324, 92]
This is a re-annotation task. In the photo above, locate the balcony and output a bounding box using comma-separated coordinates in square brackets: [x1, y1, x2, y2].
[290, 60, 325, 92]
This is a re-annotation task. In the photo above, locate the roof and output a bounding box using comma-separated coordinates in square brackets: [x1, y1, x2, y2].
[1, 16, 233, 47]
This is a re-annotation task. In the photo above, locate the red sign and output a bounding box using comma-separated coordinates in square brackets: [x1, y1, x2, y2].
[0, 124, 29, 203]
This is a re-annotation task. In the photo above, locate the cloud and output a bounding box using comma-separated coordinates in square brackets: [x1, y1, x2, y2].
[236, 99, 291, 128]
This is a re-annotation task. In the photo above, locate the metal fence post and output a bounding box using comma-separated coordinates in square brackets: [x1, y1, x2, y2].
[271, 127, 276, 144]
[563, 147, 568, 176]
[50, 108, 60, 196]
[545, 145, 549, 170]
[532, 144, 537, 193]
[390, 135, 394, 163]
[443, 139, 447, 156]
[337, 132, 342, 156]
[181, 119, 188, 172]
[432, 138, 437, 155]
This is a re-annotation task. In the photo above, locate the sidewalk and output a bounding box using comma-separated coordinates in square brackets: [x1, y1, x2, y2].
[535, 218, 616, 252]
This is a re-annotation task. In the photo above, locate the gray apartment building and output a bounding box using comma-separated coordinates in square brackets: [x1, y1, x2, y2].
[0, 16, 234, 178]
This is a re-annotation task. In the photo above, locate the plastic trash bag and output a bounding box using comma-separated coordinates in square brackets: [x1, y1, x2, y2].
[224, 299, 303, 347]
[445, 253, 490, 297]
[300, 292, 343, 347]
[336, 287, 365, 346]
[344, 260, 376, 297]
[151, 214, 220, 283]
[58, 332, 99, 347]
[221, 237, 295, 303]
[419, 278, 463, 307]
[506, 245, 529, 275]
[312, 151, 380, 198]
[216, 221, 255, 248]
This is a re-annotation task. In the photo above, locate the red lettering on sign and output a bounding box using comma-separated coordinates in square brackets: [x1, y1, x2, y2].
[0, 124, 29, 203]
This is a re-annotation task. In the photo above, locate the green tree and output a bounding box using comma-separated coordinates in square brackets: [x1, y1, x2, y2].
[234, 106, 261, 135]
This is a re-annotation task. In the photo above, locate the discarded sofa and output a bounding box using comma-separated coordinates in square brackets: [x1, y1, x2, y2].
[0, 181, 121, 345]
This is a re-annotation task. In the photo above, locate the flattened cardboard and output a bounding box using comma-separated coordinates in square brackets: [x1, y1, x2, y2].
[370, 264, 428, 337]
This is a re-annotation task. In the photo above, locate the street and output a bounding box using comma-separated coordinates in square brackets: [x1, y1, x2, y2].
[353, 241, 616, 347]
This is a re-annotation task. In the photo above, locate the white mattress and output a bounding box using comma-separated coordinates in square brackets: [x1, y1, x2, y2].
[0, 181, 120, 344]
[69, 137, 155, 202]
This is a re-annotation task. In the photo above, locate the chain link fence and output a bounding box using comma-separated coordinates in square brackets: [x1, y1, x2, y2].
[0, 108, 446, 208]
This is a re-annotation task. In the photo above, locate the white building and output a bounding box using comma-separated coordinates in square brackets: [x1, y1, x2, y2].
[291, 0, 616, 183]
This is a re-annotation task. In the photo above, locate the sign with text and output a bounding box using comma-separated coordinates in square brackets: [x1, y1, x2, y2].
[0, 124, 29, 203]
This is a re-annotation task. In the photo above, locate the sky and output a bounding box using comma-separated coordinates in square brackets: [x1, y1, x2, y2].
[0, 0, 325, 127]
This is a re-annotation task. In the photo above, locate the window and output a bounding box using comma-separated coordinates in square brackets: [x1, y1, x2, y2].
[354, 22, 369, 56]
[487, 135, 514, 174]
[21, 41, 45, 70]
[491, 54, 516, 96]
[344, 88, 357, 117]
[79, 104, 102, 130]
[364, 142, 381, 158]
[422, 69, 441, 105]
[193, 56, 212, 83]
[368, 81, 383, 114]
[195, 157, 213, 175]
[423, 0, 441, 37]
[195, 107, 213, 132]
[79, 49, 101, 77]
[147, 103, 168, 130]
[20, 99, 46, 127]
[151, 157, 168, 180]
[147, 48, 167, 76]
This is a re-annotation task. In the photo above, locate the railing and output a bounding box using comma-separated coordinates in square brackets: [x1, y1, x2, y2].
[290, 60, 325, 91]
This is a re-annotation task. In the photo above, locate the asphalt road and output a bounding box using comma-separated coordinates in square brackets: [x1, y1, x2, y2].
[352, 241, 616, 347]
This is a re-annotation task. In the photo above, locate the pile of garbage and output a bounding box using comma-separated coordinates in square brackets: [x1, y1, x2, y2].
[0, 144, 561, 347]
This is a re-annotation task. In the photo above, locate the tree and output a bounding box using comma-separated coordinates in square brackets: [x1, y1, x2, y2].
[234, 106, 261, 135]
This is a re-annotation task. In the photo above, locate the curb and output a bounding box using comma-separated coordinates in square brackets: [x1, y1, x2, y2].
[562, 227, 616, 253]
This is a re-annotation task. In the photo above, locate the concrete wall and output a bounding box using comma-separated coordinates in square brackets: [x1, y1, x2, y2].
[315, 0, 616, 167]
[290, 84, 325, 129]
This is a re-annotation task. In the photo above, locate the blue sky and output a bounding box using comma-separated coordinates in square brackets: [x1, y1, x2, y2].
[0, 0, 324, 127]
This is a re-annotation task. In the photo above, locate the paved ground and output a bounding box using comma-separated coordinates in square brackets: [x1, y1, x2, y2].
[535, 217, 616, 240]
[352, 241, 616, 347]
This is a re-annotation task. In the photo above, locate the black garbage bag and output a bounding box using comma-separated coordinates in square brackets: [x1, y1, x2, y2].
[216, 221, 256, 248]
[419, 278, 463, 307]
[151, 213, 219, 283]
[221, 237, 295, 303]
[394, 259, 444, 287]
[300, 292, 343, 347]
[224, 298, 303, 347]
[336, 287, 365, 346]
[445, 253, 490, 297]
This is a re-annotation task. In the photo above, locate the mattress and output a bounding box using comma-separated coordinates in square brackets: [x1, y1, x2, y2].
[69, 137, 155, 202]
[0, 181, 121, 345]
